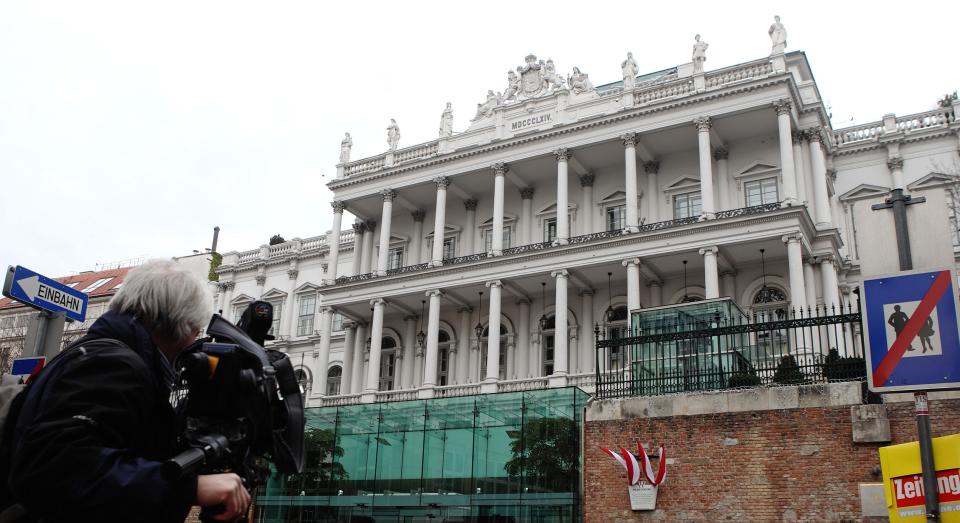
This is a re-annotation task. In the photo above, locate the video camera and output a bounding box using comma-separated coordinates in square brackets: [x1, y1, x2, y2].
[163, 301, 305, 519]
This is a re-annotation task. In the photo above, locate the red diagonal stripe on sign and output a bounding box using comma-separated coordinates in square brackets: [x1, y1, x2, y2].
[873, 271, 951, 386]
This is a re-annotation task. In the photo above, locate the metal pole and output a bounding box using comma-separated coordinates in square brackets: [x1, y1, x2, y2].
[31, 311, 51, 358]
[915, 392, 940, 520]
[890, 189, 914, 271]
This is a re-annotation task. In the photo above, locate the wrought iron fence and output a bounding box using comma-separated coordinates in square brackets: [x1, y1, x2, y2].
[594, 303, 866, 399]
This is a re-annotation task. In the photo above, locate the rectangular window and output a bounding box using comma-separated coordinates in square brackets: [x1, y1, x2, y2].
[544, 218, 557, 242]
[332, 313, 344, 332]
[744, 178, 779, 206]
[387, 247, 404, 270]
[442, 237, 457, 260]
[269, 302, 282, 337]
[297, 295, 316, 337]
[674, 192, 702, 219]
[606, 205, 626, 231]
[484, 227, 511, 251]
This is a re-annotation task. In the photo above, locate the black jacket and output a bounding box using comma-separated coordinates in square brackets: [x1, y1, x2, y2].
[8, 311, 196, 522]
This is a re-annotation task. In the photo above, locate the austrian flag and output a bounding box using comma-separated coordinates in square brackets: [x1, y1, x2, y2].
[600, 443, 667, 486]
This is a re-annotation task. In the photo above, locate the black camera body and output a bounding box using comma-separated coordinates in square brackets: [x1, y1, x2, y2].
[164, 301, 305, 497]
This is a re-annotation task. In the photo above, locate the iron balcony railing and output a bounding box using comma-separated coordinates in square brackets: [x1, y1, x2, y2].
[594, 303, 867, 400]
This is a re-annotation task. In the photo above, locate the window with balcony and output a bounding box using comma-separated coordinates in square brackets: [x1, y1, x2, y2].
[438, 330, 452, 386]
[544, 218, 557, 242]
[332, 312, 344, 332]
[606, 205, 626, 231]
[442, 237, 457, 260]
[674, 192, 702, 219]
[297, 294, 316, 336]
[744, 178, 779, 206]
[326, 366, 342, 395]
[268, 301, 282, 337]
[378, 336, 398, 390]
[387, 247, 404, 270]
[484, 227, 512, 251]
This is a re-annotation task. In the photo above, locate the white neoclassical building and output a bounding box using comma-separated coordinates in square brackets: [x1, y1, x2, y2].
[215, 23, 960, 407]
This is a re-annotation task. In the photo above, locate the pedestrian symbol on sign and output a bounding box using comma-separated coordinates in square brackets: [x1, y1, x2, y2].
[885, 303, 941, 356]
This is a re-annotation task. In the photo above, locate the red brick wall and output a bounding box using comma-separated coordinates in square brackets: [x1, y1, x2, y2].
[584, 398, 960, 523]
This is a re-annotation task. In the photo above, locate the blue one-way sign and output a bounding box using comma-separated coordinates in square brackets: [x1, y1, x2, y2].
[2, 266, 88, 322]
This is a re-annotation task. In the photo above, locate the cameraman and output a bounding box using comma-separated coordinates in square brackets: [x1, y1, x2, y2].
[5, 260, 250, 522]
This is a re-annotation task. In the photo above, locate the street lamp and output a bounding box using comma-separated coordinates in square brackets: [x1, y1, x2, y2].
[416, 300, 427, 349]
[474, 291, 484, 341]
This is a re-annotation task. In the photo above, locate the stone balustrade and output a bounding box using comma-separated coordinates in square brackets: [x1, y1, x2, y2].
[833, 107, 956, 146]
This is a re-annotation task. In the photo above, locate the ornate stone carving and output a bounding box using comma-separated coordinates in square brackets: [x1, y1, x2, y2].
[475, 54, 572, 116]
[554, 148, 570, 162]
[622, 52, 638, 89]
[439, 103, 453, 138]
[782, 232, 803, 244]
[339, 132, 352, 164]
[826, 168, 838, 181]
[434, 176, 450, 189]
[504, 70, 520, 102]
[694, 116, 712, 132]
[331, 200, 346, 214]
[887, 157, 904, 170]
[643, 161, 660, 174]
[381, 189, 398, 202]
[692, 35, 708, 74]
[464, 199, 479, 211]
[567, 67, 594, 95]
[352, 221, 367, 234]
[543, 59, 566, 91]
[520, 187, 535, 199]
[365, 220, 377, 230]
[386, 119, 401, 151]
[792, 130, 805, 145]
[698, 246, 719, 256]
[713, 147, 729, 161]
[255, 275, 266, 286]
[621, 133, 637, 147]
[579, 173, 595, 187]
[492, 162, 507, 176]
[769, 15, 788, 55]
[774, 99, 792, 116]
[411, 209, 427, 222]
[805, 128, 823, 143]
[473, 90, 502, 121]
[287, 269, 299, 280]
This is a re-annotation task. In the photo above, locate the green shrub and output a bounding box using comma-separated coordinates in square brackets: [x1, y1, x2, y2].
[772, 355, 805, 385]
[727, 372, 762, 388]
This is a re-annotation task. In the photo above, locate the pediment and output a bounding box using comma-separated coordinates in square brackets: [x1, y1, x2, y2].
[261, 288, 288, 300]
[536, 202, 578, 216]
[663, 176, 701, 192]
[479, 214, 518, 226]
[908, 172, 959, 191]
[294, 282, 322, 294]
[230, 293, 255, 305]
[839, 183, 890, 202]
[736, 162, 779, 177]
[599, 190, 627, 202]
[425, 223, 462, 238]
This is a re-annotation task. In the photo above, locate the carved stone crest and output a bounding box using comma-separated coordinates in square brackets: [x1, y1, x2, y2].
[520, 54, 544, 97]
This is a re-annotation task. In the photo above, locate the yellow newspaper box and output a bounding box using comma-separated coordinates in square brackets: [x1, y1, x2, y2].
[879, 434, 960, 521]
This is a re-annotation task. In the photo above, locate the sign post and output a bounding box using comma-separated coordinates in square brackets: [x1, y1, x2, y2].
[2, 266, 88, 363]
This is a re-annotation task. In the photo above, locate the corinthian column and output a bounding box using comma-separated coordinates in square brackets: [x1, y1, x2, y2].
[774, 100, 798, 205]
[550, 270, 569, 387]
[410, 209, 426, 264]
[492, 164, 506, 255]
[554, 149, 570, 244]
[579, 174, 594, 234]
[431, 177, 449, 265]
[482, 280, 503, 393]
[326, 201, 345, 284]
[420, 289, 443, 398]
[806, 128, 833, 228]
[700, 246, 720, 299]
[622, 134, 639, 232]
[520, 187, 534, 245]
[464, 199, 478, 255]
[694, 117, 715, 218]
[376, 190, 396, 276]
[644, 161, 660, 223]
[362, 298, 385, 402]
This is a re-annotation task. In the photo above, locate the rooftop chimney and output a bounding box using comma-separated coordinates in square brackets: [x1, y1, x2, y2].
[211, 226, 220, 253]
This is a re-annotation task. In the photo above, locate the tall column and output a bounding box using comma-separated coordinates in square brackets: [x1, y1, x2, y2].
[491, 163, 507, 255]
[456, 307, 472, 384]
[361, 221, 376, 274]
[420, 289, 442, 398]
[431, 177, 449, 265]
[644, 161, 660, 223]
[720, 271, 737, 300]
[376, 190, 396, 275]
[579, 174, 594, 234]
[622, 258, 641, 318]
[401, 315, 417, 389]
[482, 280, 503, 393]
[283, 261, 299, 336]
[350, 322, 367, 394]
[774, 100, 799, 205]
[803, 259, 818, 311]
[694, 117, 716, 218]
[410, 209, 426, 264]
[554, 149, 570, 243]
[550, 270, 569, 386]
[887, 156, 905, 191]
[351, 222, 365, 275]
[713, 148, 729, 211]
[520, 188, 534, 245]
[622, 134, 640, 232]
[315, 307, 333, 395]
[516, 299, 531, 378]
[464, 199, 478, 255]
[579, 290, 594, 374]
[792, 132, 807, 204]
[700, 246, 720, 298]
[362, 298, 385, 402]
[820, 256, 841, 354]
[647, 280, 663, 307]
[341, 322, 357, 395]
[783, 233, 807, 311]
[327, 202, 345, 284]
[806, 128, 833, 228]
[842, 203, 857, 259]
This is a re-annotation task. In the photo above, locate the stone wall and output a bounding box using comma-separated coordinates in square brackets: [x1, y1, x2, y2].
[584, 384, 960, 522]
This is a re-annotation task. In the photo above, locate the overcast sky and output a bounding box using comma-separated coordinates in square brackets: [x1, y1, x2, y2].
[1, 0, 958, 277]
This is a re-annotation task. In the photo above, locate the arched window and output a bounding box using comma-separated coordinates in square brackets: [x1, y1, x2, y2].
[326, 365, 342, 396]
[295, 368, 312, 396]
[752, 285, 789, 352]
[604, 305, 629, 369]
[437, 330, 453, 386]
[378, 336, 398, 391]
[480, 324, 507, 380]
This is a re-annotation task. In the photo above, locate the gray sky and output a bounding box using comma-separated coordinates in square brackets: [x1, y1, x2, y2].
[1, 0, 957, 277]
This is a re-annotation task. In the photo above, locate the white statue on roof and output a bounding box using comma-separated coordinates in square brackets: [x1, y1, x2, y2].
[386, 119, 400, 151]
[504, 69, 521, 101]
[692, 34, 708, 74]
[769, 15, 787, 55]
[439, 103, 453, 138]
[543, 59, 566, 91]
[473, 90, 502, 121]
[622, 52, 638, 89]
[339, 132, 352, 164]
[567, 67, 595, 95]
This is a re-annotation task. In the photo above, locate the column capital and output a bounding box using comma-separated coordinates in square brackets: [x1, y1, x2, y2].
[645, 279, 663, 288]
[464, 198, 479, 211]
[492, 162, 508, 176]
[318, 305, 333, 314]
[411, 209, 427, 222]
[255, 274, 266, 286]
[352, 221, 367, 234]
[520, 186, 535, 199]
[343, 320, 358, 330]
[886, 156, 904, 170]
[579, 288, 595, 296]
[381, 189, 397, 202]
[698, 245, 719, 256]
[792, 130, 805, 145]
[805, 127, 824, 143]
[817, 254, 837, 266]
[425, 289, 443, 298]
[781, 232, 803, 244]
[551, 269, 569, 278]
[694, 116, 712, 132]
[403, 314, 418, 322]
[643, 160, 660, 174]
[620, 133, 638, 147]
[554, 148, 571, 162]
[712, 147, 729, 161]
[287, 268, 299, 280]
[222, 281, 236, 290]
[364, 220, 377, 230]
[773, 99, 792, 116]
[621, 257, 640, 267]
[457, 305, 474, 313]
[370, 298, 386, 307]
[578, 173, 595, 187]
[331, 200, 346, 214]
[434, 176, 450, 189]
[826, 168, 837, 182]
[485, 280, 503, 288]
